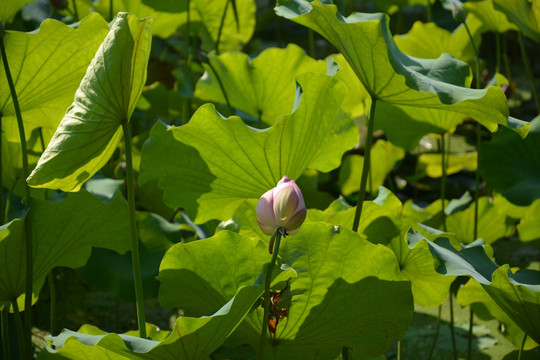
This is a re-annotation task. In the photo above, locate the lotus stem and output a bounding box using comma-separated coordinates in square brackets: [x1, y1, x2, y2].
[352, 98, 377, 232]
[257, 229, 282, 360]
[72, 0, 79, 21]
[215, 0, 230, 55]
[121, 120, 147, 339]
[518, 333, 527, 360]
[397, 340, 402, 360]
[441, 134, 447, 231]
[1, 308, 11, 360]
[427, 305, 442, 360]
[207, 60, 233, 114]
[517, 32, 540, 112]
[467, 307, 474, 360]
[47, 272, 56, 335]
[449, 294, 458, 360]
[11, 300, 26, 359]
[0, 26, 34, 353]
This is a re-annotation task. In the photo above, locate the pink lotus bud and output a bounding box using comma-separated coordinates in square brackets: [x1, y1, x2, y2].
[256, 176, 307, 237]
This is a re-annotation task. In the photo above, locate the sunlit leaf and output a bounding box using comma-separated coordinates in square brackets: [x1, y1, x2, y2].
[27, 13, 152, 192]
[518, 199, 540, 242]
[0, 14, 109, 142]
[462, 0, 518, 33]
[140, 73, 358, 223]
[338, 140, 405, 196]
[194, 44, 326, 126]
[0, 191, 130, 310]
[417, 152, 477, 178]
[275, 0, 526, 138]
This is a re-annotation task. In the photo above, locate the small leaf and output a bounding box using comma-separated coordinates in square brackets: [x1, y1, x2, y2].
[417, 152, 477, 178]
[27, 13, 152, 192]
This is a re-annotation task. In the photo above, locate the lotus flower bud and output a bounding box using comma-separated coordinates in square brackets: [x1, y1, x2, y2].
[452, 3, 467, 24]
[256, 176, 307, 236]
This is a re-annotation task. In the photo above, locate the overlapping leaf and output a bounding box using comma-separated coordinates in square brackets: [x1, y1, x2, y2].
[463, 0, 518, 34]
[159, 223, 412, 359]
[0, 13, 109, 142]
[417, 152, 477, 178]
[0, 190, 130, 310]
[194, 44, 326, 126]
[27, 13, 152, 192]
[493, 0, 540, 42]
[0, 0, 34, 23]
[275, 0, 528, 137]
[409, 231, 540, 343]
[139, 73, 358, 223]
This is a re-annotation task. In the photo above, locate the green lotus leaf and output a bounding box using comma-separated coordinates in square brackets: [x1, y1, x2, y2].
[39, 284, 265, 359]
[307, 188, 454, 308]
[409, 231, 540, 343]
[417, 152, 477, 178]
[462, 0, 518, 33]
[0, 13, 109, 142]
[479, 116, 540, 206]
[493, 0, 540, 42]
[0, 0, 34, 23]
[372, 0, 435, 15]
[518, 199, 540, 242]
[139, 73, 358, 223]
[275, 0, 528, 137]
[445, 197, 514, 245]
[458, 278, 539, 350]
[394, 16, 483, 65]
[338, 140, 405, 196]
[27, 13, 152, 192]
[159, 222, 412, 359]
[194, 44, 326, 126]
[0, 190, 130, 311]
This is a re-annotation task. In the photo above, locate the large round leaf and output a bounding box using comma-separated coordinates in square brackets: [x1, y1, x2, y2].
[275, 0, 528, 137]
[0, 13, 109, 142]
[139, 72, 358, 223]
[27, 13, 152, 192]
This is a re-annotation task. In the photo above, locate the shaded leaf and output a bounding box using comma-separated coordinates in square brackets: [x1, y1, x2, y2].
[27, 13, 152, 192]
[0, 191, 130, 310]
[493, 0, 540, 42]
[0, 0, 34, 23]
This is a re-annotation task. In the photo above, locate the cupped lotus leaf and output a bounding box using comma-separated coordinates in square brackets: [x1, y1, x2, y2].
[27, 13, 152, 192]
[462, 0, 518, 34]
[493, 0, 540, 42]
[479, 116, 540, 206]
[0, 13, 109, 142]
[139, 73, 358, 223]
[458, 278, 539, 350]
[417, 152, 477, 178]
[275, 0, 527, 136]
[194, 44, 326, 126]
[409, 230, 540, 343]
[0, 0, 34, 23]
[518, 199, 540, 242]
[193, 0, 256, 53]
[0, 190, 130, 311]
[394, 16, 483, 65]
[39, 284, 266, 360]
[445, 196, 514, 245]
[338, 140, 405, 196]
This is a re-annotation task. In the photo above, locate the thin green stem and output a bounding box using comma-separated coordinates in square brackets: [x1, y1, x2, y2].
[72, 0, 79, 21]
[464, 22, 480, 89]
[257, 230, 282, 360]
[1, 115, 3, 225]
[427, 305, 442, 360]
[215, 0, 230, 55]
[449, 294, 458, 360]
[467, 306, 473, 360]
[109, 0, 114, 21]
[426, 0, 432, 22]
[441, 134, 447, 232]
[502, 34, 512, 82]
[1, 28, 33, 352]
[2, 308, 11, 360]
[397, 340, 402, 360]
[207, 61, 233, 113]
[11, 300, 25, 360]
[308, 29, 315, 58]
[495, 33, 501, 74]
[341, 346, 349, 360]
[518, 333, 527, 360]
[47, 272, 56, 335]
[121, 120, 146, 339]
[517, 32, 540, 112]
[352, 98, 376, 232]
